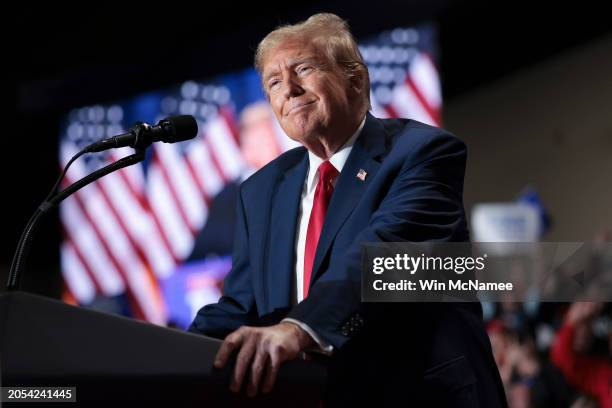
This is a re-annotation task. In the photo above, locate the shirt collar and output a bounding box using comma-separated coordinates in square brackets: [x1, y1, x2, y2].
[306, 115, 366, 193]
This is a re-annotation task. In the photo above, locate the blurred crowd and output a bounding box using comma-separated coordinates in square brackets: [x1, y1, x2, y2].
[486, 301, 611, 407]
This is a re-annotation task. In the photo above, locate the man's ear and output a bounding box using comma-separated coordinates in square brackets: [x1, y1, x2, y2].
[348, 70, 365, 98]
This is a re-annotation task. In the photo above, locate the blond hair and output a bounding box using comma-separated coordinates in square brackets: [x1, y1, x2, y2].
[255, 13, 370, 106]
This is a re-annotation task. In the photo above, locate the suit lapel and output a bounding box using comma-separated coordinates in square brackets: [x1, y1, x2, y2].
[266, 152, 309, 311]
[310, 113, 387, 284]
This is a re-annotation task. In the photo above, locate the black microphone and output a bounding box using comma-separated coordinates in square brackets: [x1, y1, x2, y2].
[84, 115, 198, 153]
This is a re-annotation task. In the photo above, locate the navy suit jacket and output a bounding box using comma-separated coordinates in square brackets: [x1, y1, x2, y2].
[189, 113, 507, 407]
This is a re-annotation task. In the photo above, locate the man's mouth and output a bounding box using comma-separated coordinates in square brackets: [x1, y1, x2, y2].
[286, 101, 315, 115]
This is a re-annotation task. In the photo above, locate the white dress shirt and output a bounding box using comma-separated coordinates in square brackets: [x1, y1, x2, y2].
[283, 116, 366, 354]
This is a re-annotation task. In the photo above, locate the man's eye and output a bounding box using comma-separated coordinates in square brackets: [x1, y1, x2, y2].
[297, 66, 313, 75]
[268, 80, 281, 90]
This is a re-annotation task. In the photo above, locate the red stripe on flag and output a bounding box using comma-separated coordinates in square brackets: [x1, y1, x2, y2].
[61, 280, 79, 306]
[203, 137, 231, 184]
[67, 190, 147, 321]
[92, 178, 166, 311]
[95, 177, 161, 271]
[405, 76, 441, 126]
[219, 107, 240, 145]
[184, 156, 212, 206]
[384, 104, 400, 119]
[116, 168, 179, 263]
[152, 152, 196, 236]
[63, 233, 104, 295]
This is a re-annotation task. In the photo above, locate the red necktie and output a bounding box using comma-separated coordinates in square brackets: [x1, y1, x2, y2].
[303, 161, 338, 298]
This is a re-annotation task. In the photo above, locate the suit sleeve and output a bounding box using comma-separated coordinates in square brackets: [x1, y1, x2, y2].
[286, 131, 468, 349]
[188, 186, 257, 338]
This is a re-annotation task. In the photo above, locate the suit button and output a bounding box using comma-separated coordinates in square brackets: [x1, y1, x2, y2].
[349, 314, 364, 329]
[340, 322, 352, 336]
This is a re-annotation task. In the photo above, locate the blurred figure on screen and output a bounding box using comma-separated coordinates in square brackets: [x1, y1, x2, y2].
[187, 101, 281, 261]
[240, 101, 282, 174]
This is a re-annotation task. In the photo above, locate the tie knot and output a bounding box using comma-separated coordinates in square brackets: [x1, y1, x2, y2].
[318, 161, 338, 185]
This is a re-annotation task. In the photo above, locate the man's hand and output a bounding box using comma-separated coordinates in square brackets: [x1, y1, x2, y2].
[214, 322, 315, 397]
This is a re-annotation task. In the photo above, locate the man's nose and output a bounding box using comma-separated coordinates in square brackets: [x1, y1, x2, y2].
[283, 76, 304, 98]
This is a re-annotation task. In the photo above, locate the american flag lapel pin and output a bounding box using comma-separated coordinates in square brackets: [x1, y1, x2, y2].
[356, 169, 367, 181]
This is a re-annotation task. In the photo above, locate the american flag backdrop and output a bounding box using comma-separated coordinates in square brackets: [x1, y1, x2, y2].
[59, 24, 441, 327]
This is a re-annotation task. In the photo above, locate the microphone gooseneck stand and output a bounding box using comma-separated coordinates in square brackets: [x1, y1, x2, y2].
[7, 125, 152, 290]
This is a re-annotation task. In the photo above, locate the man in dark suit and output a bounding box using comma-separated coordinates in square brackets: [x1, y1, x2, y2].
[189, 13, 507, 407]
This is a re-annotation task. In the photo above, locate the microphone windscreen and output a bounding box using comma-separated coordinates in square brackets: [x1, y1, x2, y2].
[163, 115, 198, 142]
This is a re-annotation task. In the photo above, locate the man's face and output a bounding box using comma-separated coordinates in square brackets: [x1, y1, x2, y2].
[261, 38, 356, 146]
